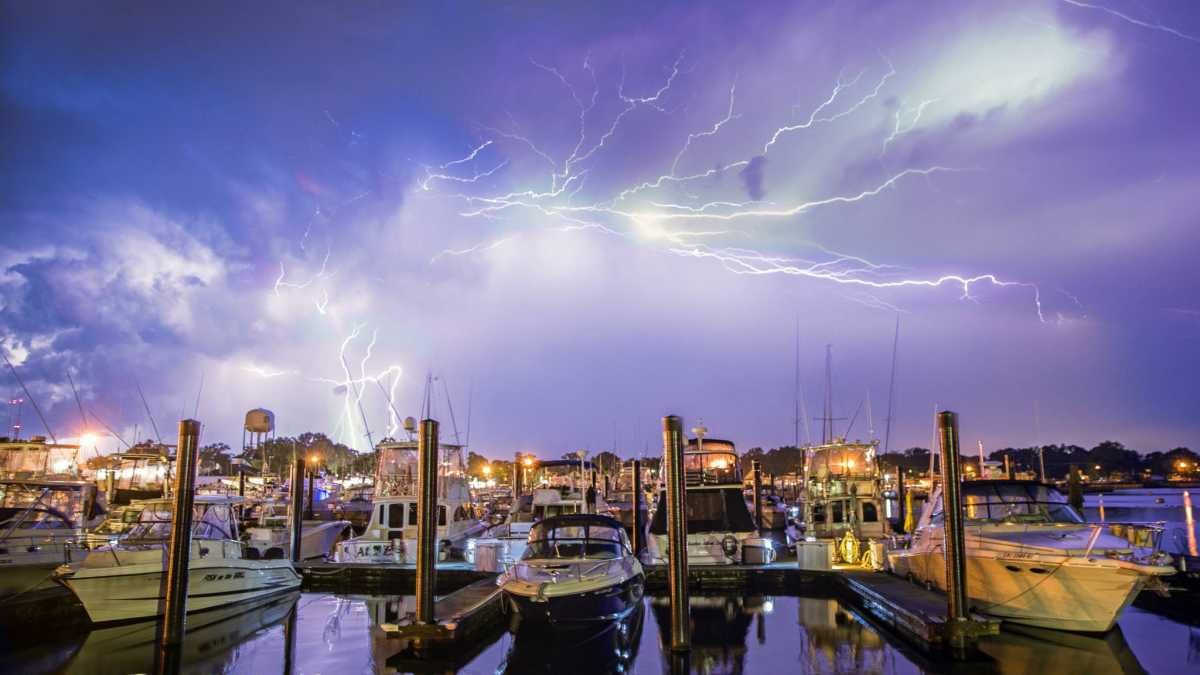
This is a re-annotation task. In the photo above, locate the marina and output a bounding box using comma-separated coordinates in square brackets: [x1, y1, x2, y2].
[5, 2, 1200, 672]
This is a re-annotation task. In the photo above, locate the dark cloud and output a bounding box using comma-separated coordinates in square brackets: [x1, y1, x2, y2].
[739, 155, 767, 201]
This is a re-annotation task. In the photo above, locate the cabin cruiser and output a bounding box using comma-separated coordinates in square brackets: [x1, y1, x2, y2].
[888, 480, 1175, 632]
[0, 479, 103, 601]
[646, 433, 776, 565]
[337, 438, 486, 563]
[242, 500, 350, 560]
[802, 439, 889, 542]
[467, 459, 610, 570]
[57, 495, 300, 624]
[498, 514, 644, 628]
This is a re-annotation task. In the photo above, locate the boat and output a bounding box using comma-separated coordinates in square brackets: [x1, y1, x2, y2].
[498, 513, 644, 628]
[242, 500, 350, 560]
[646, 430, 776, 565]
[887, 479, 1176, 632]
[57, 495, 301, 624]
[500, 598, 644, 674]
[0, 479, 103, 601]
[467, 459, 611, 570]
[801, 438, 890, 543]
[336, 437, 486, 563]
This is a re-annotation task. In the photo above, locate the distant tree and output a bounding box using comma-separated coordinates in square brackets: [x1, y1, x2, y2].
[198, 442, 232, 475]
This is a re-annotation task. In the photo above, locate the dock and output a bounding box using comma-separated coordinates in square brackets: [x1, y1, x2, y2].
[839, 569, 1000, 650]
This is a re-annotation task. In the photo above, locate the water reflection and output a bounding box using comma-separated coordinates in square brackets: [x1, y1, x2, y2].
[66, 591, 298, 674]
[500, 603, 645, 674]
[649, 595, 760, 674]
[796, 598, 895, 674]
[977, 624, 1147, 675]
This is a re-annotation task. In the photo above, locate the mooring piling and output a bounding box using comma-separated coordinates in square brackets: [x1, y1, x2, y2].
[663, 414, 690, 651]
[513, 451, 523, 498]
[936, 410, 969, 648]
[306, 465, 316, 520]
[416, 418, 440, 624]
[632, 458, 643, 558]
[752, 459, 764, 531]
[161, 418, 200, 646]
[289, 457, 305, 564]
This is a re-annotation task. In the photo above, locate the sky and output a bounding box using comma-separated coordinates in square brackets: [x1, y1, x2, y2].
[2, 0, 1199, 461]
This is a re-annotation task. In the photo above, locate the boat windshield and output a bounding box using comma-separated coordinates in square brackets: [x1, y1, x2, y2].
[524, 522, 626, 559]
[932, 483, 1084, 525]
[684, 452, 739, 485]
[124, 502, 239, 540]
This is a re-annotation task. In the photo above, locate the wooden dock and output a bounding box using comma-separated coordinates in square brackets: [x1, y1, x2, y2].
[377, 576, 505, 641]
[838, 569, 999, 651]
[296, 560, 494, 595]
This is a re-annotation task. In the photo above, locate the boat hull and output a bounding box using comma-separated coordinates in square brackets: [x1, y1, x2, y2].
[63, 558, 301, 625]
[890, 550, 1150, 632]
[505, 573, 644, 628]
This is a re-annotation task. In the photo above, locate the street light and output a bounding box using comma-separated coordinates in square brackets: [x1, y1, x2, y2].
[482, 464, 492, 478]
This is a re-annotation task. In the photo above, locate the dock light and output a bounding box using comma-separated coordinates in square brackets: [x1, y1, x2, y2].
[1094, 465, 1102, 471]
[522, 457, 534, 468]
[482, 464, 492, 477]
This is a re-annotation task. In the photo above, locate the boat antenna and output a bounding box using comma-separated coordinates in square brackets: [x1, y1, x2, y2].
[442, 377, 462, 446]
[66, 369, 88, 433]
[799, 382, 812, 446]
[89, 409, 131, 449]
[1034, 399, 1045, 481]
[883, 315, 900, 456]
[133, 377, 163, 445]
[844, 399, 864, 438]
[464, 379, 474, 450]
[374, 378, 404, 438]
[192, 373, 205, 419]
[928, 403, 939, 482]
[1, 349, 57, 444]
[866, 388, 875, 439]
[823, 344, 833, 444]
[793, 314, 801, 448]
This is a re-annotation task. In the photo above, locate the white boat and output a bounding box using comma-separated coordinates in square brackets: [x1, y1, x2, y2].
[337, 438, 486, 563]
[802, 438, 890, 541]
[498, 514, 644, 628]
[57, 495, 301, 624]
[0, 479, 102, 601]
[646, 432, 776, 565]
[887, 479, 1175, 632]
[242, 500, 350, 560]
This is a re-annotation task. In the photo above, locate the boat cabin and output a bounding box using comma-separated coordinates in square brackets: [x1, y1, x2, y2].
[0, 437, 82, 479]
[684, 438, 740, 486]
[122, 495, 242, 543]
[803, 440, 889, 541]
[919, 480, 1085, 528]
[0, 479, 102, 531]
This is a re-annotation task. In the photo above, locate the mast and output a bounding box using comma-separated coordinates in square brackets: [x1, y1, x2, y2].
[883, 315, 899, 455]
[823, 345, 833, 444]
[793, 315, 800, 449]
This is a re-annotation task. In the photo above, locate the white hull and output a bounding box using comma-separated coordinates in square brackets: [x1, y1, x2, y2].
[64, 557, 301, 624]
[246, 520, 350, 560]
[646, 531, 770, 566]
[889, 549, 1150, 632]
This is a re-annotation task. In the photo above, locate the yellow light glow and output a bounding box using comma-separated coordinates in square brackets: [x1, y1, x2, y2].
[709, 459, 728, 470]
[79, 432, 98, 448]
[846, 459, 856, 470]
[522, 457, 534, 467]
[482, 465, 492, 476]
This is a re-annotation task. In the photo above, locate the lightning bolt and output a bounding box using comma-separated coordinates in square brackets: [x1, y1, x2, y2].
[1060, 0, 1200, 43]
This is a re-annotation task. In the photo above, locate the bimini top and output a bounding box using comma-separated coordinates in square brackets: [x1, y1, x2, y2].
[531, 459, 596, 471]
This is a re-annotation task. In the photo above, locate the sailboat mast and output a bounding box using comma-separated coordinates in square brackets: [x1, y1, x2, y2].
[823, 345, 833, 444]
[883, 315, 899, 456]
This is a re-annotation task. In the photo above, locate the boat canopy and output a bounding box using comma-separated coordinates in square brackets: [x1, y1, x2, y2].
[525, 514, 629, 559]
[648, 487, 756, 535]
[123, 496, 241, 541]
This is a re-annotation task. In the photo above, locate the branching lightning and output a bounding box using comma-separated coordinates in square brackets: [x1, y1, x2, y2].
[1061, 0, 1200, 44]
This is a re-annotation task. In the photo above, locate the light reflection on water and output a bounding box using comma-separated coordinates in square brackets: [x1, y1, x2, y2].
[11, 589, 1199, 674]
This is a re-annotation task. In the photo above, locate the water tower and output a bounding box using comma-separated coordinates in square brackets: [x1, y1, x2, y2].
[243, 408, 276, 476]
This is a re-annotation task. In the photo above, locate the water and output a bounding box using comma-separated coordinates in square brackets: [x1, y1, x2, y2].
[9, 590, 1197, 674]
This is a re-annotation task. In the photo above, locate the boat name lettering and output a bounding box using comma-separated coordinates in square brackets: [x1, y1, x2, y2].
[202, 571, 246, 582]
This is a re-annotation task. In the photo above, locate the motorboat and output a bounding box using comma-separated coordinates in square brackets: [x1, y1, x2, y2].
[468, 459, 612, 570]
[500, 598, 644, 675]
[646, 432, 776, 565]
[498, 514, 644, 628]
[337, 437, 486, 563]
[242, 500, 350, 560]
[0, 479, 103, 601]
[802, 438, 889, 542]
[57, 495, 300, 624]
[887, 479, 1175, 632]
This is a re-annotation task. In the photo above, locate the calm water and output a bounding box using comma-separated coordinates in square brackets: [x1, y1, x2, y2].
[9, 590, 1197, 674]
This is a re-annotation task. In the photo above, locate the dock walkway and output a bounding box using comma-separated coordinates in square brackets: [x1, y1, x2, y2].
[839, 569, 999, 649]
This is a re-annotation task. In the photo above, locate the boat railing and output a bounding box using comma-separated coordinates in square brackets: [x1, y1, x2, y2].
[1099, 520, 1167, 551]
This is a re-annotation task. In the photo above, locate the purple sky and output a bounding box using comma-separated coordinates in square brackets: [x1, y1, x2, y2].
[2, 1, 1199, 460]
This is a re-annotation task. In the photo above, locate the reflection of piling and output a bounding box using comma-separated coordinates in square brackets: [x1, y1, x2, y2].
[513, 452, 523, 498]
[663, 415, 690, 651]
[416, 419, 439, 624]
[632, 459, 643, 558]
[752, 460, 764, 531]
[306, 467, 316, 520]
[936, 411, 969, 635]
[289, 457, 305, 564]
[161, 419, 201, 646]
